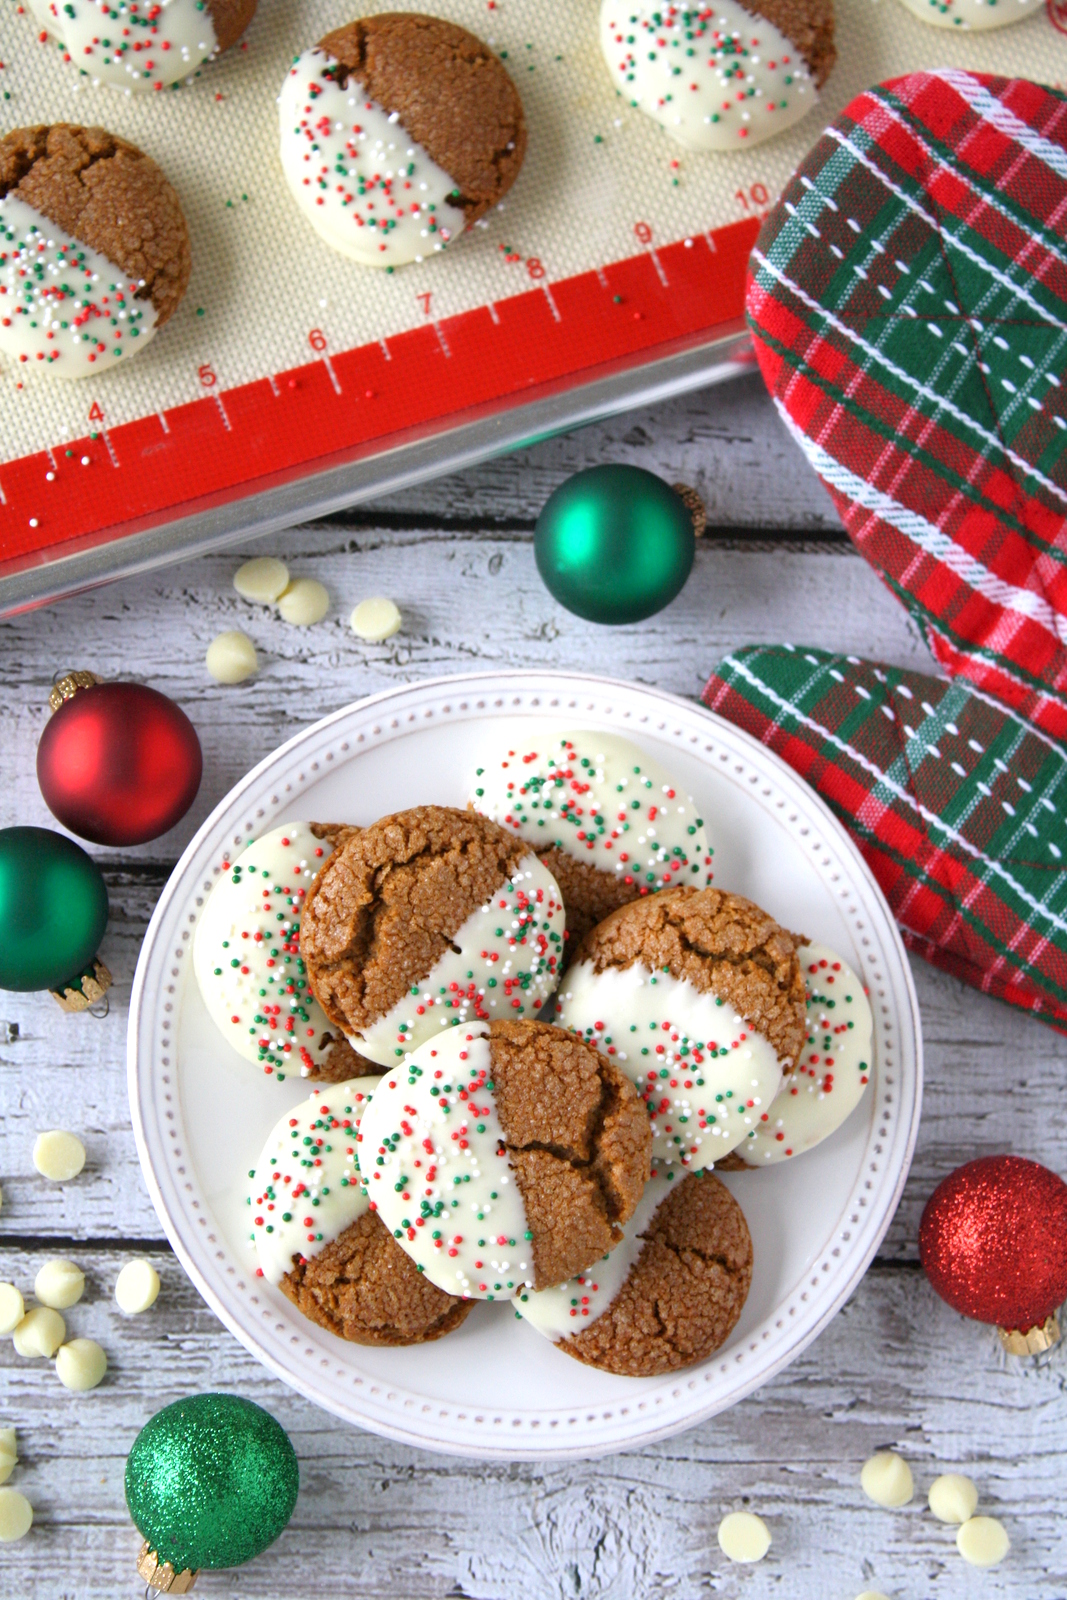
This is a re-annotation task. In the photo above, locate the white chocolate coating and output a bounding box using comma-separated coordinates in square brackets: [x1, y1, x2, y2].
[957, 1516, 1010, 1567]
[247, 1076, 380, 1285]
[861, 1451, 914, 1508]
[279, 48, 466, 269]
[55, 1337, 107, 1391]
[31, 0, 220, 90]
[717, 1511, 771, 1562]
[599, 0, 818, 152]
[0, 1487, 33, 1542]
[929, 1473, 979, 1524]
[32, 1130, 85, 1181]
[557, 962, 783, 1166]
[0, 1284, 25, 1336]
[0, 196, 158, 379]
[13, 1307, 65, 1358]
[470, 729, 714, 895]
[358, 1024, 532, 1300]
[514, 1167, 677, 1340]
[355, 852, 565, 1067]
[115, 1259, 161, 1315]
[33, 1259, 85, 1310]
[895, 0, 1041, 28]
[194, 823, 352, 1082]
[738, 943, 872, 1164]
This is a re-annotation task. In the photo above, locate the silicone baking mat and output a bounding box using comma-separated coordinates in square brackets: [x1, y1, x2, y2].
[0, 0, 1060, 604]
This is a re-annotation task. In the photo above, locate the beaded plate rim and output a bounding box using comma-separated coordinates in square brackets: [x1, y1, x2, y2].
[128, 670, 923, 1461]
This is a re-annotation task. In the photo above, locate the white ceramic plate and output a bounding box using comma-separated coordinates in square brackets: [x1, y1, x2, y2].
[129, 671, 922, 1460]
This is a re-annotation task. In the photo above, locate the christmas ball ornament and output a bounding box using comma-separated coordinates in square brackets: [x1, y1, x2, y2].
[919, 1155, 1067, 1354]
[0, 827, 110, 1008]
[126, 1393, 299, 1592]
[534, 465, 701, 624]
[37, 672, 202, 847]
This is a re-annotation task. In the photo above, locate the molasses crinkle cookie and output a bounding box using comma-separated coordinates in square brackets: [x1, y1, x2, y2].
[469, 729, 715, 952]
[515, 1169, 752, 1375]
[27, 0, 258, 91]
[357, 1019, 652, 1299]
[599, 0, 835, 151]
[194, 821, 377, 1083]
[557, 886, 807, 1167]
[0, 124, 190, 377]
[299, 807, 565, 1066]
[248, 1076, 471, 1344]
[279, 12, 526, 268]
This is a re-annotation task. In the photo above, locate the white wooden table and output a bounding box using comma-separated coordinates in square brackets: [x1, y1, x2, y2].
[2, 372, 1065, 1600]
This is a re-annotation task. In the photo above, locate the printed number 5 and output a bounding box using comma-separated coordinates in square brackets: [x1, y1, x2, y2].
[198, 364, 217, 388]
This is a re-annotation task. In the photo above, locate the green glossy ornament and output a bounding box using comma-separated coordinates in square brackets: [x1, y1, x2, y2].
[0, 826, 108, 992]
[126, 1393, 299, 1579]
[534, 464, 697, 624]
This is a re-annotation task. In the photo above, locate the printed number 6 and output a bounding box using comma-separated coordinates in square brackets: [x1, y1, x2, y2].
[309, 328, 327, 352]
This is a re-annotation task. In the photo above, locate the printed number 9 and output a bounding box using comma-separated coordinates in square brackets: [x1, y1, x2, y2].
[634, 221, 652, 245]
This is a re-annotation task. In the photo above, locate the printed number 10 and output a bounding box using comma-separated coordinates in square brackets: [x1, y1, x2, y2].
[735, 184, 770, 211]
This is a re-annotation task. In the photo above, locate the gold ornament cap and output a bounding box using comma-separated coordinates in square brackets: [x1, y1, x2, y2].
[50, 958, 112, 1014]
[998, 1312, 1061, 1356]
[671, 482, 707, 539]
[48, 670, 101, 714]
[137, 1541, 199, 1594]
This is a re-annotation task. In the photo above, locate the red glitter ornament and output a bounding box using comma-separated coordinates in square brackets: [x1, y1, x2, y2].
[919, 1155, 1067, 1350]
[37, 675, 202, 847]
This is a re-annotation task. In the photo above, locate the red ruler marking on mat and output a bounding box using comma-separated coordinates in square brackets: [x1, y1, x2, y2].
[0, 219, 758, 566]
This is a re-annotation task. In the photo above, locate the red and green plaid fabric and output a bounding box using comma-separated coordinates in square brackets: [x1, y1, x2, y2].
[703, 646, 1067, 1032]
[746, 71, 1067, 741]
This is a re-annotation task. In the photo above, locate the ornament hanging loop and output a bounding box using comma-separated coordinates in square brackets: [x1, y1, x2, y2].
[671, 482, 706, 538]
[50, 957, 113, 1015]
[48, 669, 101, 712]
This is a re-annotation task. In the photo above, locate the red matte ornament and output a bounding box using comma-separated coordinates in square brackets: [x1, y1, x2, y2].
[919, 1156, 1067, 1336]
[37, 680, 202, 847]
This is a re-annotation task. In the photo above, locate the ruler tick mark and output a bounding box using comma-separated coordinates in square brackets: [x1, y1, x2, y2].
[488, 302, 501, 326]
[379, 338, 392, 362]
[323, 355, 342, 396]
[541, 283, 562, 324]
[649, 249, 669, 289]
[101, 430, 120, 470]
[158, 412, 171, 435]
[596, 268, 610, 291]
[268, 374, 281, 398]
[434, 322, 452, 358]
[214, 394, 233, 432]
[0, 476, 6, 506]
[704, 231, 718, 255]
[46, 446, 58, 471]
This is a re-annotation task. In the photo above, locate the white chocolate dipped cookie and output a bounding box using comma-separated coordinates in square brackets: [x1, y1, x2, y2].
[894, 0, 1042, 27]
[515, 1168, 752, 1375]
[194, 821, 366, 1083]
[469, 729, 714, 951]
[278, 15, 526, 270]
[357, 1018, 652, 1300]
[735, 943, 873, 1165]
[599, 0, 835, 152]
[299, 807, 566, 1068]
[28, 0, 257, 92]
[556, 887, 807, 1168]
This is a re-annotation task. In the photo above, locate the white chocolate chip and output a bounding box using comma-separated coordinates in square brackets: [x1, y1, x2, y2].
[350, 596, 402, 642]
[55, 1338, 107, 1392]
[12, 1307, 65, 1358]
[115, 1259, 160, 1315]
[233, 556, 289, 604]
[32, 1130, 85, 1182]
[861, 1451, 914, 1508]
[929, 1473, 979, 1525]
[854, 1593, 892, 1599]
[34, 1259, 85, 1311]
[717, 1511, 771, 1563]
[277, 578, 329, 626]
[0, 1487, 32, 1542]
[0, 1284, 24, 1335]
[206, 630, 258, 684]
[0, 1428, 16, 1486]
[957, 1515, 1010, 1567]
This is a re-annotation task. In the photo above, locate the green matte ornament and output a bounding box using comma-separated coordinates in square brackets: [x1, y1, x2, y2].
[534, 464, 701, 624]
[0, 826, 108, 994]
[126, 1393, 299, 1590]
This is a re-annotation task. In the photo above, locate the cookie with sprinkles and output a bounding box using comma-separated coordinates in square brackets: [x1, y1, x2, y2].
[26, 0, 258, 92]
[893, 0, 1042, 27]
[194, 820, 377, 1084]
[0, 123, 190, 378]
[599, 0, 835, 151]
[357, 1018, 652, 1300]
[278, 12, 526, 269]
[299, 806, 566, 1067]
[557, 886, 807, 1168]
[247, 1075, 471, 1344]
[728, 941, 873, 1166]
[468, 729, 715, 955]
[515, 1168, 752, 1376]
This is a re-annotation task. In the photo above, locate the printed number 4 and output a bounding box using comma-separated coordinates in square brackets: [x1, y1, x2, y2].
[88, 401, 104, 422]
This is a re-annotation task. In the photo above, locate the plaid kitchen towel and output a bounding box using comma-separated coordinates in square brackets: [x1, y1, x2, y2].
[746, 71, 1067, 742]
[703, 646, 1067, 1032]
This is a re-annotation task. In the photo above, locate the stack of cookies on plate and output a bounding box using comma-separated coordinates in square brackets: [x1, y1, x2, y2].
[194, 730, 873, 1377]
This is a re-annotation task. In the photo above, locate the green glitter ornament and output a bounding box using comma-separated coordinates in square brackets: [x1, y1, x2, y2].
[126, 1393, 299, 1592]
[0, 826, 108, 997]
[534, 465, 703, 625]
